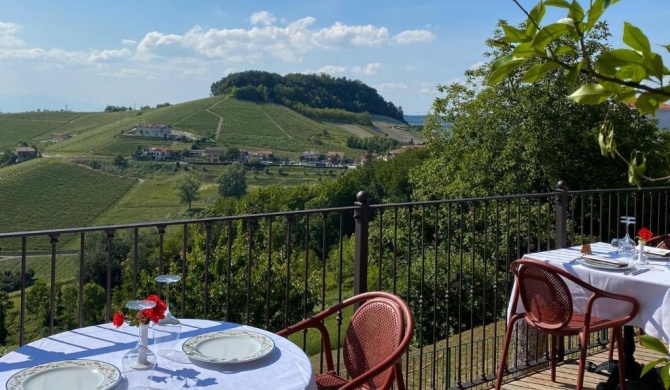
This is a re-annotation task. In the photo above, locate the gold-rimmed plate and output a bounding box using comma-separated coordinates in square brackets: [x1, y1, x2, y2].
[6, 359, 121, 390]
[182, 330, 275, 364]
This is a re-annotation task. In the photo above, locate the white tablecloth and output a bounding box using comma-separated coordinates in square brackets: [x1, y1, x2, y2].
[514, 242, 670, 342]
[0, 319, 317, 390]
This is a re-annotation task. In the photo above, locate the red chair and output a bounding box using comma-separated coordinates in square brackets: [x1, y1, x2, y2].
[495, 259, 639, 390]
[278, 291, 414, 390]
[645, 234, 670, 249]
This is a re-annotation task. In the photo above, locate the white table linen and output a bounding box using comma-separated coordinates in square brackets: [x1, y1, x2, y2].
[512, 242, 670, 342]
[0, 319, 317, 390]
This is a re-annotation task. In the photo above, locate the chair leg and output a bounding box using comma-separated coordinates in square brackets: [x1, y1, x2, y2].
[615, 328, 627, 390]
[608, 329, 615, 361]
[495, 323, 516, 390]
[576, 332, 589, 390]
[394, 362, 406, 390]
[551, 335, 557, 382]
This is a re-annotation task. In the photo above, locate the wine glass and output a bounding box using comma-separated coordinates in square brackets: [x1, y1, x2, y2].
[153, 275, 186, 362]
[618, 216, 636, 260]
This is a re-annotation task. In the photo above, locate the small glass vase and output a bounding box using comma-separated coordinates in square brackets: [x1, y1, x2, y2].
[635, 241, 649, 268]
[122, 323, 157, 390]
[153, 308, 182, 359]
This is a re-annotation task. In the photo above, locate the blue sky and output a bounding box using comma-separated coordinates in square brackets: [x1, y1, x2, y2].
[0, 0, 667, 115]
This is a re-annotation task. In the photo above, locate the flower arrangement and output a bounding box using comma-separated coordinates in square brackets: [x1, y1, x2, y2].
[113, 295, 167, 327]
[638, 227, 653, 246]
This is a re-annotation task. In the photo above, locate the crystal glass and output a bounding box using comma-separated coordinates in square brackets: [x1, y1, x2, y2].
[122, 300, 157, 390]
[153, 275, 186, 362]
[618, 216, 636, 260]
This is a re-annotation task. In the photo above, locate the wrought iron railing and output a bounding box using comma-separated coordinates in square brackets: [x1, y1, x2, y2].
[1, 182, 669, 389]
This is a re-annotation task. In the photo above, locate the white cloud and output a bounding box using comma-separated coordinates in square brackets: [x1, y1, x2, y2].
[376, 82, 408, 91]
[353, 62, 381, 75]
[0, 21, 24, 48]
[315, 65, 346, 75]
[88, 48, 132, 62]
[392, 30, 435, 44]
[122, 39, 137, 47]
[469, 61, 485, 70]
[250, 11, 277, 26]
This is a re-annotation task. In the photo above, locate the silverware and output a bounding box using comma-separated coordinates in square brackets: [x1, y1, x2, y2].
[627, 268, 651, 276]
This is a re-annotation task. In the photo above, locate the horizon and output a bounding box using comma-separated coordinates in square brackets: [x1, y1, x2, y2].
[0, 0, 667, 115]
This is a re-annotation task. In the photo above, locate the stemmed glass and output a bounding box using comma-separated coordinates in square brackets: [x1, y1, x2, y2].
[618, 216, 636, 260]
[153, 275, 186, 362]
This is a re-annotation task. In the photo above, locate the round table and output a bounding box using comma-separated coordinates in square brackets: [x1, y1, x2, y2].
[0, 319, 317, 390]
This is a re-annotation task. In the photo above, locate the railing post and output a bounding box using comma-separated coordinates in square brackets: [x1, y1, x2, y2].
[555, 180, 568, 249]
[353, 191, 370, 298]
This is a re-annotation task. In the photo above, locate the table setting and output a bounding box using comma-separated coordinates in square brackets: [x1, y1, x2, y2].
[0, 275, 317, 390]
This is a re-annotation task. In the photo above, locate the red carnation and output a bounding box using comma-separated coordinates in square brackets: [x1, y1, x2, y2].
[141, 294, 167, 324]
[113, 311, 125, 327]
[638, 227, 653, 243]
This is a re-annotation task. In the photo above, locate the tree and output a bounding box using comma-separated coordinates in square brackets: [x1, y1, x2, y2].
[491, 0, 670, 185]
[0, 291, 13, 344]
[225, 147, 241, 162]
[413, 21, 670, 200]
[113, 154, 128, 168]
[218, 162, 247, 198]
[83, 282, 106, 325]
[173, 174, 201, 211]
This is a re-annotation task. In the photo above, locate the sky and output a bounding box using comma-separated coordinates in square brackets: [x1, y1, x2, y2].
[0, 0, 667, 115]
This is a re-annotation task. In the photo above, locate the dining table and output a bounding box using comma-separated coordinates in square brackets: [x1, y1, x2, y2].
[0, 318, 318, 390]
[516, 242, 670, 390]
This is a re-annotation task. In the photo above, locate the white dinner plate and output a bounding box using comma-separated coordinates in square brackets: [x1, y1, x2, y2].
[182, 329, 275, 364]
[6, 359, 121, 390]
[577, 257, 635, 272]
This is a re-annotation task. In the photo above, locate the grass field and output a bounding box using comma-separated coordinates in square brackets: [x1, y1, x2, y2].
[0, 117, 68, 150]
[0, 254, 80, 284]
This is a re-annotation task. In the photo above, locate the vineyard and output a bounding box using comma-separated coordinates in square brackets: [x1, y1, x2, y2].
[137, 96, 225, 128]
[94, 137, 176, 156]
[0, 160, 137, 246]
[0, 117, 68, 150]
[174, 110, 220, 136]
[0, 157, 51, 181]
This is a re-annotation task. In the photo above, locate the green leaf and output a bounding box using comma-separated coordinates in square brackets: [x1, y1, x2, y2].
[595, 49, 644, 76]
[642, 51, 665, 80]
[662, 366, 670, 390]
[664, 44, 670, 53]
[598, 119, 616, 157]
[616, 65, 647, 83]
[569, 84, 612, 105]
[586, 0, 605, 31]
[512, 42, 545, 58]
[565, 61, 583, 94]
[623, 22, 651, 52]
[526, 1, 546, 36]
[641, 358, 669, 378]
[520, 62, 561, 83]
[628, 151, 646, 188]
[636, 93, 661, 116]
[567, 0, 585, 22]
[544, 0, 571, 7]
[503, 25, 529, 43]
[488, 56, 525, 85]
[613, 89, 638, 103]
[640, 334, 670, 355]
[554, 45, 575, 55]
[532, 23, 574, 49]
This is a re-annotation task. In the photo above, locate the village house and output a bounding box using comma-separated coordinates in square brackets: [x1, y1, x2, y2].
[326, 151, 345, 165]
[188, 150, 205, 158]
[139, 146, 174, 161]
[301, 151, 320, 162]
[384, 144, 425, 161]
[204, 147, 226, 163]
[14, 146, 37, 163]
[247, 150, 274, 161]
[133, 124, 172, 138]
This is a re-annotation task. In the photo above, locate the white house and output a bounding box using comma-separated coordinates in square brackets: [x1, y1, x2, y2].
[133, 124, 172, 138]
[301, 151, 319, 162]
[140, 146, 173, 160]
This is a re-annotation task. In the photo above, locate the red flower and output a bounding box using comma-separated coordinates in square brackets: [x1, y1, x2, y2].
[638, 227, 653, 242]
[113, 311, 125, 327]
[141, 294, 167, 324]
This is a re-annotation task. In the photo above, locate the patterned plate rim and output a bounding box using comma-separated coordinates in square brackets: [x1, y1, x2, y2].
[182, 329, 275, 364]
[6, 359, 121, 390]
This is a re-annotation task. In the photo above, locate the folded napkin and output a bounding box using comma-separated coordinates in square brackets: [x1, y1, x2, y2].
[581, 254, 629, 268]
[643, 246, 670, 257]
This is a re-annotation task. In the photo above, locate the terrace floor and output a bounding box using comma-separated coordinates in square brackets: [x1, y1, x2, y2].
[494, 346, 663, 390]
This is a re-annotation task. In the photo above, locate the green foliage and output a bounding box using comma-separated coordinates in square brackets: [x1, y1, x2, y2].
[490, 0, 670, 185]
[640, 334, 670, 389]
[346, 135, 401, 154]
[0, 269, 35, 293]
[218, 162, 247, 198]
[0, 117, 68, 150]
[173, 174, 201, 210]
[0, 291, 12, 344]
[210, 70, 405, 121]
[413, 22, 670, 199]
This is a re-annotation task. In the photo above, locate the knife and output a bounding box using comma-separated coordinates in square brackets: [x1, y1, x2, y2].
[631, 268, 650, 276]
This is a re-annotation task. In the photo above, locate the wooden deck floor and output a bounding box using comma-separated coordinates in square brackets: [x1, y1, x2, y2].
[495, 347, 663, 390]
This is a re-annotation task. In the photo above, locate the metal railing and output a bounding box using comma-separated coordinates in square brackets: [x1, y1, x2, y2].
[1, 181, 669, 389]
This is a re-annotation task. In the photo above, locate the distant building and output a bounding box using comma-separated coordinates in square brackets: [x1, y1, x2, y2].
[139, 146, 173, 161]
[133, 124, 172, 138]
[302, 151, 320, 162]
[247, 150, 273, 161]
[384, 144, 425, 160]
[14, 147, 37, 163]
[204, 147, 226, 163]
[326, 151, 345, 164]
[188, 150, 205, 158]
